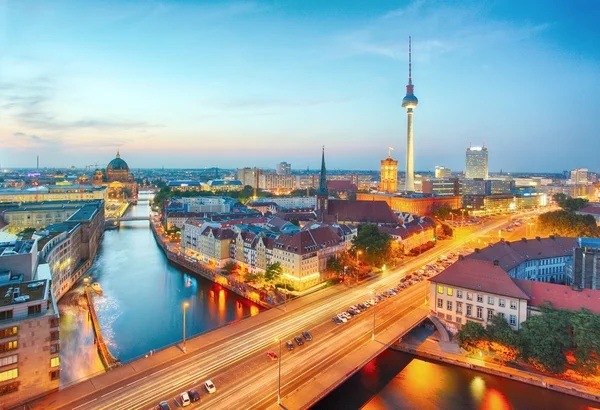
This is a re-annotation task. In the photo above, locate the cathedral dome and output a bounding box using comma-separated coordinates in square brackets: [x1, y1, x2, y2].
[107, 151, 129, 171]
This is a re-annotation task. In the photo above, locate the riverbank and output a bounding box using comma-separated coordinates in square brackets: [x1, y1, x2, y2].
[393, 335, 600, 404]
[84, 285, 120, 370]
[150, 218, 272, 309]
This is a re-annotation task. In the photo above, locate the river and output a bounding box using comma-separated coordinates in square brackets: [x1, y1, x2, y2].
[313, 349, 599, 410]
[58, 193, 259, 385]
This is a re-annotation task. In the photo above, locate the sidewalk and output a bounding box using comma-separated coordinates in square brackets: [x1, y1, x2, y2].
[395, 337, 600, 404]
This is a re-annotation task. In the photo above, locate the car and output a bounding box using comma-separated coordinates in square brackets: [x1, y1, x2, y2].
[188, 389, 201, 403]
[347, 309, 358, 317]
[358, 303, 368, 310]
[332, 316, 343, 325]
[179, 391, 191, 407]
[204, 380, 216, 394]
[267, 351, 279, 360]
[336, 314, 348, 323]
[294, 335, 304, 346]
[302, 331, 313, 341]
[286, 340, 295, 350]
[158, 401, 171, 410]
[349, 305, 361, 313]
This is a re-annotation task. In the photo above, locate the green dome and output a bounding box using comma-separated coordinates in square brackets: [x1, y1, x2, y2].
[107, 151, 129, 171]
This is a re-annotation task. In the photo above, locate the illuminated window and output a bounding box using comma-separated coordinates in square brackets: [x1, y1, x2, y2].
[437, 285, 444, 294]
[0, 341, 17, 353]
[0, 368, 18, 382]
[466, 292, 473, 301]
[0, 355, 17, 367]
[0, 381, 18, 396]
[0, 327, 17, 339]
[51, 357, 60, 368]
[447, 288, 453, 296]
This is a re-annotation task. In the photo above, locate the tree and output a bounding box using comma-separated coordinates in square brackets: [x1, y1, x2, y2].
[387, 240, 404, 265]
[351, 224, 392, 266]
[571, 309, 600, 377]
[264, 262, 283, 283]
[456, 322, 487, 352]
[244, 271, 264, 282]
[538, 210, 600, 237]
[486, 315, 520, 362]
[289, 218, 300, 227]
[431, 205, 452, 220]
[221, 261, 238, 275]
[552, 193, 588, 212]
[19, 227, 36, 235]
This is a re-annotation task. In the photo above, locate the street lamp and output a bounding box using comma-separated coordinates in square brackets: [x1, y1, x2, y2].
[356, 250, 363, 284]
[182, 302, 189, 353]
[371, 290, 376, 341]
[274, 337, 282, 404]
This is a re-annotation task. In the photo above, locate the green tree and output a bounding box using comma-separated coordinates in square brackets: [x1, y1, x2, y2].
[456, 322, 487, 352]
[221, 261, 238, 275]
[264, 262, 283, 283]
[289, 218, 300, 227]
[538, 210, 600, 237]
[244, 271, 264, 282]
[19, 227, 36, 235]
[351, 224, 392, 266]
[571, 309, 600, 377]
[552, 193, 588, 212]
[431, 205, 452, 220]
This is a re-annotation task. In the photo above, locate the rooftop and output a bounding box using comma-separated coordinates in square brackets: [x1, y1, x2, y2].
[0, 279, 48, 307]
[513, 279, 600, 315]
[577, 206, 600, 215]
[0, 239, 36, 256]
[68, 204, 100, 222]
[326, 199, 398, 224]
[430, 259, 530, 300]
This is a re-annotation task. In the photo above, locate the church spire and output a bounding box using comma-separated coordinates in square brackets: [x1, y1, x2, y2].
[317, 146, 328, 196]
[116, 149, 121, 159]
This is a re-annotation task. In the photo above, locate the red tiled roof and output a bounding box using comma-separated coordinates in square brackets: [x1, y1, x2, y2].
[326, 200, 398, 224]
[274, 226, 341, 255]
[430, 259, 530, 300]
[513, 279, 600, 314]
[577, 206, 600, 215]
[379, 219, 435, 239]
[201, 227, 235, 240]
[465, 237, 576, 272]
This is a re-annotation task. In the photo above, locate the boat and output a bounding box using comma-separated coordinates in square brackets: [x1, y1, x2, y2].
[91, 282, 103, 295]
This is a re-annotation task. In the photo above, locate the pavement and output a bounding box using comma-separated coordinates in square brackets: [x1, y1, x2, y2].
[19, 213, 522, 410]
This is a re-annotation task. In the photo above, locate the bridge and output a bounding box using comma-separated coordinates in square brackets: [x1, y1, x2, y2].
[26, 217, 513, 410]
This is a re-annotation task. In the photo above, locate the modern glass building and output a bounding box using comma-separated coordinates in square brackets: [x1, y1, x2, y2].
[465, 146, 489, 179]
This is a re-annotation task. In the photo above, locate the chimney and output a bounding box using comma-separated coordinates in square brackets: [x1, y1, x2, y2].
[536, 236, 541, 241]
[522, 238, 527, 243]
[550, 235, 555, 240]
[493, 260, 499, 266]
[475, 248, 480, 253]
[459, 255, 464, 261]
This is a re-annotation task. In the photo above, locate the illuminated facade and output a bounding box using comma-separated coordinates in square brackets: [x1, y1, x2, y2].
[380, 152, 398, 193]
[435, 166, 451, 178]
[465, 146, 489, 179]
[402, 36, 418, 192]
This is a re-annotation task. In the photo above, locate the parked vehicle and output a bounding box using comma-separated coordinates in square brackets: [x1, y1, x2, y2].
[179, 391, 191, 407]
[294, 335, 304, 346]
[267, 351, 278, 360]
[188, 389, 200, 403]
[302, 331, 313, 341]
[286, 340, 295, 350]
[204, 380, 216, 394]
[158, 401, 171, 410]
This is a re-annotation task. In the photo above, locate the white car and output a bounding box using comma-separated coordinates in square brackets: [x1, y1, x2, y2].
[179, 391, 191, 406]
[205, 380, 216, 394]
[336, 314, 348, 323]
[349, 305, 361, 313]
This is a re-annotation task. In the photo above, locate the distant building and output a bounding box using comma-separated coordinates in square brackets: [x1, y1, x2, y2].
[569, 168, 588, 185]
[0, 185, 107, 203]
[167, 180, 202, 192]
[378, 217, 435, 254]
[205, 180, 244, 192]
[0, 273, 60, 407]
[434, 166, 451, 179]
[248, 197, 316, 210]
[570, 238, 600, 290]
[465, 146, 488, 180]
[0, 240, 38, 281]
[258, 173, 298, 191]
[92, 151, 138, 201]
[576, 205, 600, 224]
[357, 192, 461, 216]
[422, 179, 459, 197]
[276, 162, 291, 176]
[380, 153, 398, 193]
[237, 168, 260, 188]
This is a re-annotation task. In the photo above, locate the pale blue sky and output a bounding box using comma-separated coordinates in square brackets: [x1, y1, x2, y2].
[1, 0, 599, 172]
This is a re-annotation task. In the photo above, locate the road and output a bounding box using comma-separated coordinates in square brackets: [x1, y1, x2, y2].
[30, 213, 520, 410]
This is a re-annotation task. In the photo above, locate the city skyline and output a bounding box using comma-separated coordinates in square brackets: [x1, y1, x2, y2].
[1, 0, 599, 171]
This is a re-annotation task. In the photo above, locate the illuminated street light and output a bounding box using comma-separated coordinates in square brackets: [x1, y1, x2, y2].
[183, 302, 189, 353]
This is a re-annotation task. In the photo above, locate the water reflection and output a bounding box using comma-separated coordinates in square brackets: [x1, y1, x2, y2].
[59, 194, 260, 383]
[314, 350, 599, 410]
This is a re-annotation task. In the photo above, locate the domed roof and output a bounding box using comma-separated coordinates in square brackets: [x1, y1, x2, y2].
[107, 150, 129, 171]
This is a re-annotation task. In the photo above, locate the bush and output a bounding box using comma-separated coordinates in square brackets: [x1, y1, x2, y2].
[275, 282, 295, 292]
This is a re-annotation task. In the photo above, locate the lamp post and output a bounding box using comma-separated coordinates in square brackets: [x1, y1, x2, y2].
[371, 290, 376, 341]
[183, 302, 189, 353]
[356, 250, 362, 284]
[274, 337, 282, 404]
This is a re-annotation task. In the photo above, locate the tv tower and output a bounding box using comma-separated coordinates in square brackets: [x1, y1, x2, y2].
[402, 35, 418, 192]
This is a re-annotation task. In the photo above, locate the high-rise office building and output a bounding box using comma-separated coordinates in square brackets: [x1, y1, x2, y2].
[402, 36, 418, 192]
[380, 149, 398, 193]
[435, 166, 451, 178]
[465, 146, 488, 179]
[276, 162, 291, 175]
[570, 168, 588, 185]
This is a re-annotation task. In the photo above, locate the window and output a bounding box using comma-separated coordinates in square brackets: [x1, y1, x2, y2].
[510, 315, 517, 326]
[0, 355, 17, 367]
[488, 296, 494, 305]
[437, 285, 444, 294]
[50, 331, 59, 341]
[510, 300, 517, 310]
[487, 309, 495, 320]
[477, 295, 483, 303]
[50, 318, 59, 328]
[466, 304, 473, 317]
[50, 369, 61, 381]
[0, 327, 17, 339]
[447, 288, 453, 296]
[51, 344, 60, 354]
[447, 301, 453, 311]
[0, 341, 17, 353]
[499, 312, 505, 319]
[476, 306, 483, 320]
[437, 298, 443, 309]
[0, 368, 18, 382]
[499, 299, 506, 308]
[456, 317, 462, 324]
[456, 302, 463, 314]
[28, 305, 42, 316]
[0, 311, 13, 322]
[51, 357, 60, 368]
[446, 314, 453, 321]
[0, 381, 18, 396]
[456, 290, 463, 299]
[466, 292, 473, 301]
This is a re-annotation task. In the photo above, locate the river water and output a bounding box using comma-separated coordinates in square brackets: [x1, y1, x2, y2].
[313, 349, 599, 410]
[58, 193, 259, 385]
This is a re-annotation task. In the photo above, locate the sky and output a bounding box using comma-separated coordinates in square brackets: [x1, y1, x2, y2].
[0, 0, 599, 172]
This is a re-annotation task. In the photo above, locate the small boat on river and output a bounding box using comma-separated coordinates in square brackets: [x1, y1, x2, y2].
[91, 282, 103, 295]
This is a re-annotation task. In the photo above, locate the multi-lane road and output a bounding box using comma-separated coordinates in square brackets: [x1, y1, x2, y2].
[28, 213, 522, 410]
